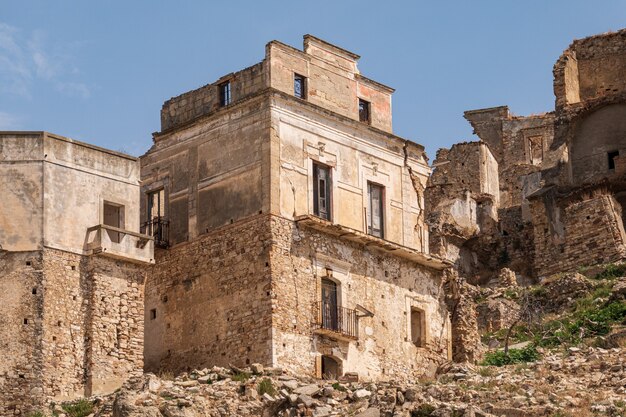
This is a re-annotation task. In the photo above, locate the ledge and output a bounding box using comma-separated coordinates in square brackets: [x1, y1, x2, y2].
[85, 224, 155, 264]
[295, 215, 452, 270]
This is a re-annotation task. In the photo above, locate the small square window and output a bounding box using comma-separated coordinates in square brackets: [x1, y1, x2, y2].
[219, 81, 231, 106]
[150, 309, 157, 320]
[358, 98, 370, 124]
[608, 150, 619, 170]
[294, 74, 306, 99]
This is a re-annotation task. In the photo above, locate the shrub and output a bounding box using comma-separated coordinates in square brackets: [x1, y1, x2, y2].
[257, 378, 277, 396]
[412, 404, 436, 417]
[481, 344, 540, 367]
[232, 371, 251, 382]
[331, 382, 347, 392]
[62, 399, 94, 417]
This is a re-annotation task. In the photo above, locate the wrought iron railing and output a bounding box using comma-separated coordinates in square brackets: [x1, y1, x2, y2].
[141, 217, 170, 248]
[312, 301, 358, 339]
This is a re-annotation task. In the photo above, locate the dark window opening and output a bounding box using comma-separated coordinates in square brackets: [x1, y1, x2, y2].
[103, 202, 124, 243]
[150, 309, 157, 320]
[411, 308, 425, 347]
[142, 189, 169, 248]
[528, 136, 544, 165]
[358, 98, 370, 123]
[294, 74, 306, 99]
[367, 182, 384, 238]
[608, 150, 619, 170]
[23, 318, 28, 325]
[32, 288, 37, 295]
[321, 278, 338, 331]
[219, 81, 231, 106]
[313, 163, 332, 221]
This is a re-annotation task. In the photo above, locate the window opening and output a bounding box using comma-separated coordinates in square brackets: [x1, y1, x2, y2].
[528, 136, 543, 165]
[358, 98, 370, 123]
[411, 308, 425, 347]
[608, 150, 619, 170]
[313, 163, 332, 220]
[294, 74, 306, 99]
[321, 278, 338, 332]
[103, 202, 124, 243]
[367, 182, 384, 238]
[143, 189, 169, 248]
[219, 81, 231, 106]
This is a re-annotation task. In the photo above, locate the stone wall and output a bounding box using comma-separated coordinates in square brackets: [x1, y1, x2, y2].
[0, 251, 44, 416]
[531, 188, 626, 278]
[269, 215, 451, 381]
[144, 214, 274, 373]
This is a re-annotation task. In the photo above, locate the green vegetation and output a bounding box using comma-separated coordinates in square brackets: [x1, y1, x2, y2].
[257, 378, 277, 396]
[61, 399, 94, 417]
[477, 366, 495, 377]
[411, 404, 436, 417]
[232, 371, 251, 382]
[594, 263, 626, 280]
[481, 344, 540, 367]
[27, 412, 44, 417]
[331, 382, 347, 392]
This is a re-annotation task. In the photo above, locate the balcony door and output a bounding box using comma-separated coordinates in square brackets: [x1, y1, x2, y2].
[103, 202, 123, 243]
[321, 278, 338, 331]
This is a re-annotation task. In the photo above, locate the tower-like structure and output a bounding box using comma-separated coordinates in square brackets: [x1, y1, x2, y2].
[141, 35, 451, 381]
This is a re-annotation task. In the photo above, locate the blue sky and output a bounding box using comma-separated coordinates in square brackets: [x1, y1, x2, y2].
[1, 1, 625, 159]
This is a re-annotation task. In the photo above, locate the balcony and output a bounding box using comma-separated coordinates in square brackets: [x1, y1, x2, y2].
[85, 224, 154, 264]
[312, 301, 359, 340]
[141, 217, 170, 248]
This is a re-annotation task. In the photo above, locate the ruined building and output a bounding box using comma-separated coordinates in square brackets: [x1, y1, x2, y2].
[0, 132, 153, 413]
[426, 29, 626, 282]
[140, 35, 452, 381]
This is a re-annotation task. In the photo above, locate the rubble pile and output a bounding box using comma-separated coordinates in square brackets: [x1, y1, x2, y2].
[76, 346, 626, 417]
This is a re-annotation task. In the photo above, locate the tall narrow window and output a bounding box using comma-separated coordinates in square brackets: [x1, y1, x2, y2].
[313, 163, 332, 221]
[410, 308, 425, 347]
[367, 182, 384, 238]
[528, 136, 543, 166]
[294, 74, 306, 99]
[608, 150, 619, 170]
[358, 98, 370, 123]
[103, 202, 124, 243]
[144, 189, 169, 248]
[321, 278, 338, 331]
[219, 81, 231, 106]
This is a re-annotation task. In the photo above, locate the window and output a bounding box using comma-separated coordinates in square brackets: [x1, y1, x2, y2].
[410, 308, 425, 347]
[147, 189, 165, 221]
[144, 189, 169, 248]
[608, 150, 619, 170]
[528, 136, 543, 166]
[321, 277, 338, 331]
[358, 98, 370, 123]
[313, 163, 332, 220]
[294, 74, 306, 99]
[150, 309, 157, 320]
[103, 202, 124, 243]
[219, 81, 231, 106]
[367, 182, 384, 238]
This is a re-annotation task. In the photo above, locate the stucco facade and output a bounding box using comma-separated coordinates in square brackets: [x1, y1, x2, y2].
[0, 132, 152, 414]
[142, 35, 451, 381]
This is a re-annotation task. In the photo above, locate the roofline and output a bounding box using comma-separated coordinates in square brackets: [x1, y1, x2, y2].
[303, 34, 360, 60]
[0, 131, 138, 161]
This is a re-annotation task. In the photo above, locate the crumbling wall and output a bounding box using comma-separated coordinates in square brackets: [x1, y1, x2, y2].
[269, 215, 450, 381]
[144, 214, 274, 373]
[161, 62, 266, 131]
[531, 188, 626, 278]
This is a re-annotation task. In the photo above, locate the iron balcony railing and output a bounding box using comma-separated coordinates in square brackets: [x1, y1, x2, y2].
[312, 301, 358, 339]
[141, 217, 170, 248]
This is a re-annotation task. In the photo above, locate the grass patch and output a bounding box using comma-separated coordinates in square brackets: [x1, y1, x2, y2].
[411, 404, 436, 417]
[62, 399, 94, 417]
[232, 371, 251, 382]
[331, 382, 347, 392]
[28, 412, 44, 417]
[595, 263, 626, 280]
[257, 378, 277, 396]
[481, 344, 540, 367]
[477, 366, 495, 377]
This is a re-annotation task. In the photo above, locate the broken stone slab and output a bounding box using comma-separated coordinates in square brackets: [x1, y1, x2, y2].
[353, 389, 372, 399]
[313, 406, 332, 417]
[251, 363, 264, 374]
[355, 408, 380, 417]
[294, 384, 320, 396]
[297, 394, 315, 408]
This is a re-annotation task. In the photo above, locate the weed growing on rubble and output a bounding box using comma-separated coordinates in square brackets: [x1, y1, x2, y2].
[61, 399, 94, 417]
[257, 378, 277, 396]
[27, 412, 44, 417]
[595, 263, 626, 280]
[232, 371, 251, 382]
[481, 344, 540, 366]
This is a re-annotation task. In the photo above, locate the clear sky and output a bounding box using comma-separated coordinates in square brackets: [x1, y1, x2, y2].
[1, 1, 625, 160]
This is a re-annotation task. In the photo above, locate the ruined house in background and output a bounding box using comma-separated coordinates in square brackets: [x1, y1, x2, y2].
[426, 29, 626, 283]
[140, 35, 452, 381]
[0, 132, 153, 414]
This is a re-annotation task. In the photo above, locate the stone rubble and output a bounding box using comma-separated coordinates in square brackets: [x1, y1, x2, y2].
[79, 347, 626, 417]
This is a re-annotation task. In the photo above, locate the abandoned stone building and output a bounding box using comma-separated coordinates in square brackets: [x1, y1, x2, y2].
[0, 132, 153, 413]
[426, 29, 626, 282]
[140, 35, 452, 381]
